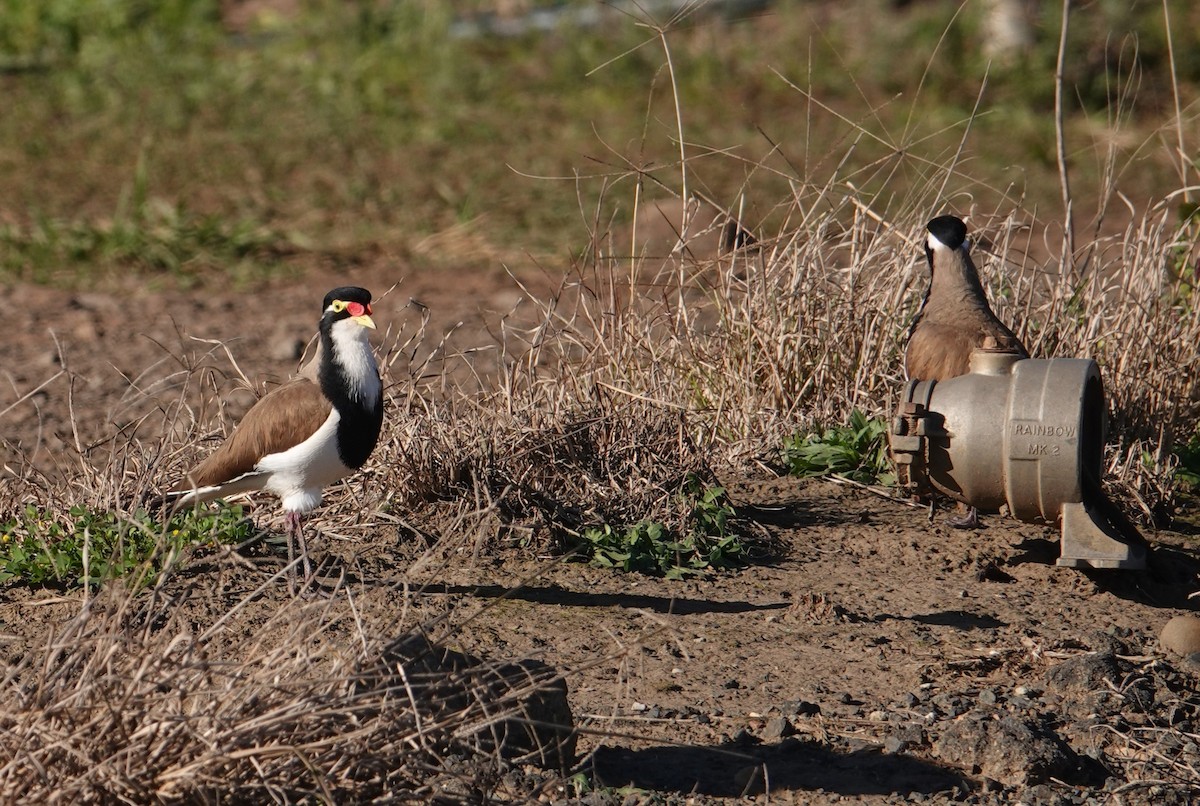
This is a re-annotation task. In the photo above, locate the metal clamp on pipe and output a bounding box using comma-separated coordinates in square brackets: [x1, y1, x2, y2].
[890, 347, 1147, 570]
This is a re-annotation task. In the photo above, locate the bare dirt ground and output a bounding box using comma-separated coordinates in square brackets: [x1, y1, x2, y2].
[3, 263, 1200, 804]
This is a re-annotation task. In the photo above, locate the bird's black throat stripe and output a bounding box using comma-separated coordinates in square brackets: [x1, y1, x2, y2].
[318, 327, 384, 470]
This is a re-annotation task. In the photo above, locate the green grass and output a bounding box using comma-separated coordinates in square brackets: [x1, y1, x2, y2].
[0, 502, 258, 587]
[783, 410, 896, 486]
[1, 1, 1197, 286]
[577, 475, 745, 579]
[1175, 432, 1200, 490]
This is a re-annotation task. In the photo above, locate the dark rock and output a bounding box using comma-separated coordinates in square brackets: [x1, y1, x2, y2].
[762, 715, 794, 741]
[1088, 627, 1133, 657]
[884, 724, 925, 754]
[783, 699, 821, 717]
[931, 692, 968, 718]
[978, 687, 998, 706]
[1124, 678, 1156, 712]
[729, 727, 758, 746]
[975, 561, 1015, 583]
[1020, 783, 1070, 805]
[1008, 696, 1036, 711]
[1043, 652, 1121, 695]
[933, 713, 1080, 787]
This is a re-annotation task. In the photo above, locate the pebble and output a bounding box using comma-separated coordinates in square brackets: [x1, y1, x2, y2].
[783, 700, 821, 717]
[762, 715, 794, 741]
[730, 727, 757, 745]
[1159, 615, 1200, 658]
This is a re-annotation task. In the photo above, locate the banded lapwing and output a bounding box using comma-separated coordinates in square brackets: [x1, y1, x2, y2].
[905, 215, 1027, 528]
[166, 286, 384, 591]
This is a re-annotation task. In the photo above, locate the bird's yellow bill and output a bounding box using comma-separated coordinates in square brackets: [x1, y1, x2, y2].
[353, 314, 376, 329]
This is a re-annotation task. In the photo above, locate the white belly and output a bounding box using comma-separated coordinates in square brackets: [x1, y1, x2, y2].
[255, 408, 351, 514]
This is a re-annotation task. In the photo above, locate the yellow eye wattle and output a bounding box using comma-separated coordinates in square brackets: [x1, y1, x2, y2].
[331, 300, 347, 313]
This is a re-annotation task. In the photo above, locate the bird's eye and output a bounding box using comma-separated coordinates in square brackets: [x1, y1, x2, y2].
[331, 300, 347, 313]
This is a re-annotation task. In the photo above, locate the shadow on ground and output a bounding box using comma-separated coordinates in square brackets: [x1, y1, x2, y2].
[430, 583, 791, 616]
[588, 737, 967, 798]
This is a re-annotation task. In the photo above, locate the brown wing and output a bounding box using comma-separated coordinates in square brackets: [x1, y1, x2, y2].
[905, 322, 977, 381]
[905, 318, 1028, 382]
[176, 379, 332, 489]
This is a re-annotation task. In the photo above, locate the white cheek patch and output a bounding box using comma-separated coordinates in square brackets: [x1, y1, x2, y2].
[927, 232, 950, 251]
[330, 318, 382, 405]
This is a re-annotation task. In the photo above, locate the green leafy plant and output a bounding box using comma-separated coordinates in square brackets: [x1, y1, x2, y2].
[0, 503, 258, 587]
[1175, 430, 1200, 490]
[577, 475, 745, 579]
[783, 410, 896, 485]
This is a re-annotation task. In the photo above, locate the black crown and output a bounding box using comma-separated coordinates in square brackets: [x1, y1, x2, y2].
[926, 215, 968, 250]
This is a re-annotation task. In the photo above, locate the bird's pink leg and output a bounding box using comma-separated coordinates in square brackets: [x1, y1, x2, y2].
[284, 510, 313, 594]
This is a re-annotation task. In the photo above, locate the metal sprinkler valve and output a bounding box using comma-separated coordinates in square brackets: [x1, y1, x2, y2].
[890, 347, 1146, 570]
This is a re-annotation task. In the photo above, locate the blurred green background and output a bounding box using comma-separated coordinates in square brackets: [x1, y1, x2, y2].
[0, 0, 1196, 286]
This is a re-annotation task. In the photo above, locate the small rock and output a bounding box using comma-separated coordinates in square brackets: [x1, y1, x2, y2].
[729, 727, 758, 746]
[723, 678, 740, 690]
[885, 724, 925, 754]
[1008, 696, 1035, 712]
[783, 700, 821, 717]
[762, 716, 794, 741]
[1043, 652, 1121, 695]
[1160, 616, 1200, 658]
[931, 693, 968, 718]
[978, 688, 998, 706]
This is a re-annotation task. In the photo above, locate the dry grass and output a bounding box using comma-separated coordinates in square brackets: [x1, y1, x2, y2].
[0, 575, 577, 802]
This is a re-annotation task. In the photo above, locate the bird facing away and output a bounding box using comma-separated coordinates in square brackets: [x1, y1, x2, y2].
[905, 215, 1027, 528]
[904, 214, 1028, 383]
[167, 286, 384, 591]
